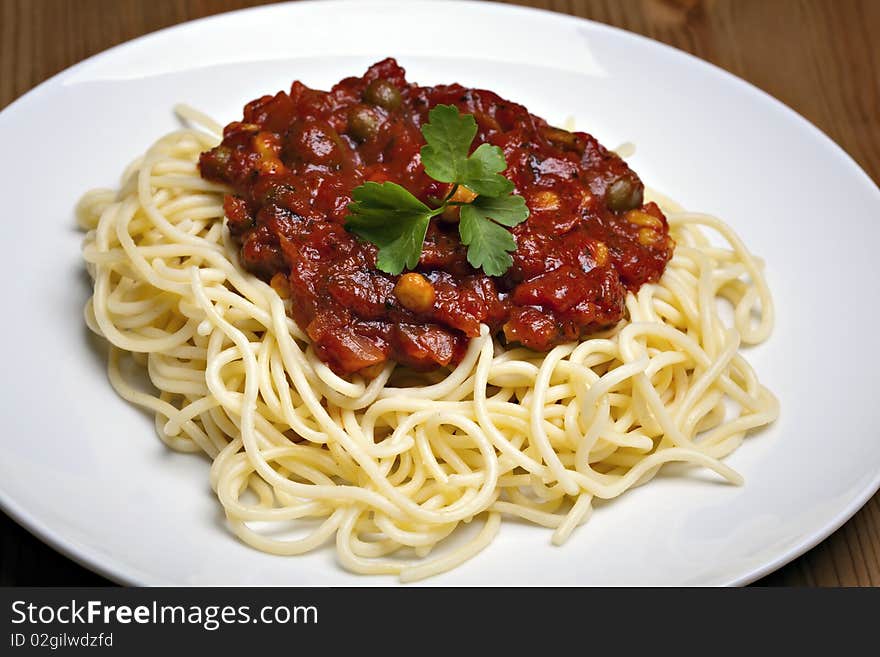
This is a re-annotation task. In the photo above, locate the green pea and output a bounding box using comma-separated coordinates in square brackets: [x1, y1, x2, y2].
[606, 176, 643, 212]
[348, 105, 379, 141]
[363, 79, 402, 111]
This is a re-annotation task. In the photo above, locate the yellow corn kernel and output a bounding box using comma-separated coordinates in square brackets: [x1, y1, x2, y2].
[593, 241, 609, 267]
[441, 185, 479, 222]
[394, 273, 436, 313]
[625, 209, 663, 229]
[638, 228, 661, 245]
[531, 190, 560, 211]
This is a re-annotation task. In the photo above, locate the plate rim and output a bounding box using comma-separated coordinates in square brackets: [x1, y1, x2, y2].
[2, 0, 879, 587]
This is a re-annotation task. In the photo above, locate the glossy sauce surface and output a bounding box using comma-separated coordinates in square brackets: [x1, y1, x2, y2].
[200, 59, 674, 374]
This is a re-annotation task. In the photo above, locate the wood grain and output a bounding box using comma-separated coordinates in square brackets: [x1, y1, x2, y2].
[1, 0, 878, 587]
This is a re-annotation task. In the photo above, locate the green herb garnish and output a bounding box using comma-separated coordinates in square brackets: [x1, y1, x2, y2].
[344, 104, 529, 276]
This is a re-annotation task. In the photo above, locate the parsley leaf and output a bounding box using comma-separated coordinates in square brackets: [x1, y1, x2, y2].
[458, 195, 529, 276]
[465, 191, 529, 226]
[421, 105, 513, 197]
[420, 104, 476, 183]
[345, 104, 530, 277]
[345, 181, 435, 275]
[461, 143, 514, 197]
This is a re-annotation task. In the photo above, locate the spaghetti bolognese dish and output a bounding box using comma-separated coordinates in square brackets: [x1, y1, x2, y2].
[78, 59, 777, 581]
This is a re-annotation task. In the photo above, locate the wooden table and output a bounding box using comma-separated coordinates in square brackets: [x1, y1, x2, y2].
[2, 0, 878, 587]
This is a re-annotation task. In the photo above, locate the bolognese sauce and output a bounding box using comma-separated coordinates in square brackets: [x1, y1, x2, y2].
[199, 58, 674, 375]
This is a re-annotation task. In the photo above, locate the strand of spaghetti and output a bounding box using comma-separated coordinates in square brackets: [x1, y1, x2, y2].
[619, 321, 765, 414]
[472, 326, 552, 475]
[580, 446, 743, 495]
[574, 396, 610, 474]
[174, 103, 224, 137]
[551, 494, 594, 545]
[673, 328, 740, 428]
[372, 512, 458, 547]
[228, 506, 346, 556]
[137, 132, 229, 250]
[105, 347, 213, 454]
[668, 212, 774, 343]
[216, 451, 338, 521]
[529, 344, 581, 495]
[399, 512, 502, 583]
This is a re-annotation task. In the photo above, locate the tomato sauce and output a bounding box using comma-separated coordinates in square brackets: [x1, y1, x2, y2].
[199, 59, 674, 375]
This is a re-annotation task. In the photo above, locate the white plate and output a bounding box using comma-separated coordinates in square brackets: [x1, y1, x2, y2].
[1, 0, 878, 586]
